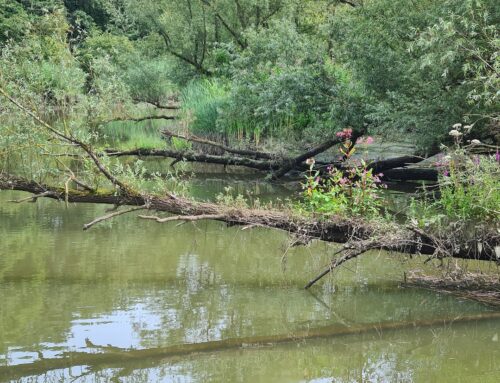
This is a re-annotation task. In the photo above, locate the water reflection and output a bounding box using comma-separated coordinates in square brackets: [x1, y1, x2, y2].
[1, 188, 499, 382]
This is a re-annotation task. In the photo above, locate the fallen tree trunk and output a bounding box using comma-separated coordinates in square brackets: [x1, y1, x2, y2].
[105, 148, 282, 170]
[270, 137, 345, 179]
[132, 98, 181, 110]
[1, 87, 496, 293]
[1, 173, 498, 273]
[162, 129, 274, 160]
[384, 167, 438, 181]
[104, 114, 177, 123]
[105, 147, 437, 181]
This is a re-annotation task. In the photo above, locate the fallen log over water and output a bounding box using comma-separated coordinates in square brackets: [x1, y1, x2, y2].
[1, 311, 500, 381]
[105, 148, 281, 170]
[1, 173, 498, 286]
[105, 146, 437, 181]
[162, 130, 275, 160]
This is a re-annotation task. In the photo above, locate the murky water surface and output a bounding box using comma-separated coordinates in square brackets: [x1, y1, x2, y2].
[0, 180, 499, 382]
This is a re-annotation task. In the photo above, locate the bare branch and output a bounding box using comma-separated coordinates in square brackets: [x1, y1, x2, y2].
[132, 98, 180, 110]
[305, 240, 382, 289]
[0, 87, 131, 192]
[104, 115, 177, 123]
[83, 205, 150, 231]
[8, 191, 57, 203]
[162, 129, 273, 159]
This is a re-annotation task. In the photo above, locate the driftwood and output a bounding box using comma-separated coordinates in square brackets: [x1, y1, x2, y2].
[2, 311, 500, 381]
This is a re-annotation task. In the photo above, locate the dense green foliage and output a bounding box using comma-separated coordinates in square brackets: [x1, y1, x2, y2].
[0, 0, 498, 187]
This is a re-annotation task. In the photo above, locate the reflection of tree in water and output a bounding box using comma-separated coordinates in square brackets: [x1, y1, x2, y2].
[1, 192, 497, 381]
[9, 318, 499, 383]
[359, 353, 413, 383]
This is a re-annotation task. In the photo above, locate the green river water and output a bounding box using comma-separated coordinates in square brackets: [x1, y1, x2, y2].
[1, 178, 499, 382]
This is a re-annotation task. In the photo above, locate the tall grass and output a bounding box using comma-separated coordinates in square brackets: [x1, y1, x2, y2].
[180, 79, 228, 135]
[101, 120, 167, 149]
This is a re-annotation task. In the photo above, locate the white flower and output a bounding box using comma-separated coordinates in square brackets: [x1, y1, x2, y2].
[452, 123, 462, 129]
[305, 158, 315, 166]
[449, 129, 462, 137]
[470, 139, 481, 145]
[443, 155, 451, 161]
[464, 125, 473, 132]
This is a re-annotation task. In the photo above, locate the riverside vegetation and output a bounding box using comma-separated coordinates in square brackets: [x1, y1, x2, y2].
[0, 1, 500, 381]
[0, 0, 499, 291]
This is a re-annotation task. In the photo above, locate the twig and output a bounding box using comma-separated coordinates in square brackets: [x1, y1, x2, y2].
[304, 240, 381, 289]
[83, 205, 149, 231]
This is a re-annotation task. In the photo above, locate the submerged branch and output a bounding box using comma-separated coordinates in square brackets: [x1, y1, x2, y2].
[304, 239, 383, 289]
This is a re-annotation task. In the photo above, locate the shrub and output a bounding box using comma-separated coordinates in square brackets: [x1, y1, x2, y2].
[299, 129, 386, 218]
[410, 123, 500, 227]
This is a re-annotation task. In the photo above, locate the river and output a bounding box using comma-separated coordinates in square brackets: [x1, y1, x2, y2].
[0, 177, 499, 382]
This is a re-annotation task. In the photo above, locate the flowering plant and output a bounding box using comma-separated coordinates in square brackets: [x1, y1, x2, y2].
[301, 131, 386, 218]
[411, 123, 500, 227]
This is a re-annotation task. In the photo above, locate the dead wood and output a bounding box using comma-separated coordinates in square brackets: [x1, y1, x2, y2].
[138, 213, 226, 223]
[269, 137, 344, 179]
[132, 98, 181, 110]
[162, 129, 274, 160]
[105, 148, 281, 170]
[105, 114, 177, 123]
[403, 271, 500, 307]
[83, 205, 150, 231]
[2, 173, 498, 273]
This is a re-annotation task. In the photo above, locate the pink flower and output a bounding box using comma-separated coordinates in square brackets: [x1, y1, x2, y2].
[443, 169, 449, 177]
[339, 177, 348, 185]
[365, 136, 374, 145]
[496, 150, 500, 163]
[336, 128, 353, 140]
[356, 137, 364, 144]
